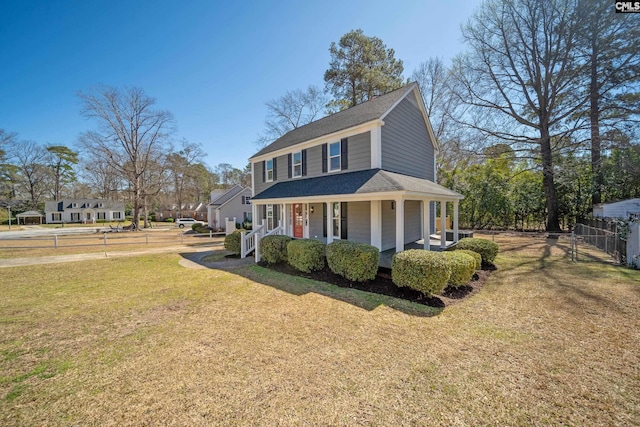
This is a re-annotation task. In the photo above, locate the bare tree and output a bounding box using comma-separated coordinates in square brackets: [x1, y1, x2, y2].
[78, 86, 174, 229]
[78, 151, 125, 200]
[166, 139, 206, 217]
[8, 140, 51, 209]
[256, 86, 327, 148]
[451, 0, 585, 232]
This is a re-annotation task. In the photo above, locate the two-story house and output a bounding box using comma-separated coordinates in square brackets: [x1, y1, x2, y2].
[248, 82, 463, 258]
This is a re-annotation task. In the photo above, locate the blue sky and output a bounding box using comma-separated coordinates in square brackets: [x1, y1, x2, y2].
[0, 0, 479, 170]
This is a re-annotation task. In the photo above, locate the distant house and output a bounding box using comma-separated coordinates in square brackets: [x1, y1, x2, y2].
[208, 185, 252, 231]
[156, 202, 208, 222]
[593, 199, 640, 219]
[44, 199, 125, 224]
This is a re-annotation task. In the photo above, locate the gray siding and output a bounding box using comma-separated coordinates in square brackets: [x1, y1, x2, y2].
[347, 201, 370, 244]
[381, 200, 396, 251]
[253, 131, 371, 197]
[404, 200, 422, 243]
[218, 189, 252, 230]
[309, 203, 324, 239]
[381, 92, 435, 180]
[347, 131, 371, 172]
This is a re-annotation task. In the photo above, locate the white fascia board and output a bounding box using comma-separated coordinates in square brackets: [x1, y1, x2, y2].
[251, 189, 463, 206]
[250, 120, 383, 163]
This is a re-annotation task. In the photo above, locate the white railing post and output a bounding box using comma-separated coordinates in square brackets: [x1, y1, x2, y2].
[241, 230, 247, 259]
[255, 234, 261, 262]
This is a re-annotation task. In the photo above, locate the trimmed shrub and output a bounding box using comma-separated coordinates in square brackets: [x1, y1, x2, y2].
[326, 240, 379, 282]
[443, 251, 476, 287]
[164, 218, 175, 223]
[450, 238, 499, 264]
[392, 250, 451, 296]
[261, 235, 292, 264]
[287, 239, 326, 272]
[456, 249, 482, 270]
[224, 229, 245, 255]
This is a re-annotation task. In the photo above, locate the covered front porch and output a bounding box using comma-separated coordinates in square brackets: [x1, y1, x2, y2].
[248, 169, 464, 261]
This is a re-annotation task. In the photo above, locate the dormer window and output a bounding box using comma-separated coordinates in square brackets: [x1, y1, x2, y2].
[329, 142, 341, 172]
[266, 159, 274, 182]
[292, 151, 302, 178]
[72, 203, 78, 208]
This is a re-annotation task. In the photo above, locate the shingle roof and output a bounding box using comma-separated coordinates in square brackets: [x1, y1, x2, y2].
[252, 169, 462, 200]
[209, 185, 248, 207]
[251, 83, 417, 159]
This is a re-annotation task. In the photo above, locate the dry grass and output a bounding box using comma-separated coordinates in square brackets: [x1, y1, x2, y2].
[1, 235, 639, 426]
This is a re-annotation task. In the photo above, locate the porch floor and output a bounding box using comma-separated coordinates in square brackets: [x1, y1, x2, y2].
[379, 236, 455, 269]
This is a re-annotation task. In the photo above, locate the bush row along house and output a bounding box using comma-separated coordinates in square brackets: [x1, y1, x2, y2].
[248, 82, 463, 257]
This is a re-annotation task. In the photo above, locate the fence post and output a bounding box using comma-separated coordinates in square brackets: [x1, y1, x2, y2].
[571, 231, 575, 262]
[103, 233, 107, 247]
[54, 234, 58, 249]
[146, 233, 149, 245]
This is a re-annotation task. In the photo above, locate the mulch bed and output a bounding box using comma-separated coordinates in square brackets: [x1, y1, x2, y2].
[258, 261, 492, 308]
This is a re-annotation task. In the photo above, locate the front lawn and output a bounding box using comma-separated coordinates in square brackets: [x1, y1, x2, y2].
[1, 235, 638, 425]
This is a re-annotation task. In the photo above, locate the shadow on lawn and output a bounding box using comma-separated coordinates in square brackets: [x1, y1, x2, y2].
[179, 251, 443, 317]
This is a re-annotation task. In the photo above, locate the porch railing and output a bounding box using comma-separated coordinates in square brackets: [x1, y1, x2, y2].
[240, 220, 284, 262]
[241, 222, 265, 259]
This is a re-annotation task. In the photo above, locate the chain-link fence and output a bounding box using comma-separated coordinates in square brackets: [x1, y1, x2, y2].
[573, 222, 626, 264]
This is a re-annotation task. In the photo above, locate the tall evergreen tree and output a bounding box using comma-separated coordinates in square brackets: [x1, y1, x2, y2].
[324, 29, 404, 110]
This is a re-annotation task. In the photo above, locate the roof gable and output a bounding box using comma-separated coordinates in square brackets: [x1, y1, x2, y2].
[209, 185, 249, 207]
[251, 83, 420, 159]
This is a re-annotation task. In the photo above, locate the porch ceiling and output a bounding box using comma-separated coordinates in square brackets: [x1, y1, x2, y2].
[252, 168, 463, 204]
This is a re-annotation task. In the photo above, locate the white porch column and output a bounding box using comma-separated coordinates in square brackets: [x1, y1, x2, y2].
[281, 204, 288, 235]
[423, 200, 430, 251]
[370, 200, 382, 250]
[326, 202, 334, 244]
[440, 200, 447, 248]
[252, 203, 258, 230]
[395, 198, 404, 253]
[453, 200, 459, 243]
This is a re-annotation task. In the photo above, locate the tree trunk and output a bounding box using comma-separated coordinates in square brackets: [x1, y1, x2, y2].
[133, 175, 141, 231]
[540, 129, 561, 232]
[589, 40, 602, 205]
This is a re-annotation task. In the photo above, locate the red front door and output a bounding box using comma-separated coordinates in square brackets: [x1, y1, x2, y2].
[293, 204, 304, 238]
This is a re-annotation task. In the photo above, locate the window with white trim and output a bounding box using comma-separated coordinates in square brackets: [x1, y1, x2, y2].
[292, 151, 302, 178]
[51, 213, 61, 222]
[266, 204, 274, 230]
[71, 212, 80, 221]
[329, 142, 341, 172]
[332, 202, 340, 239]
[242, 196, 251, 205]
[113, 211, 122, 219]
[266, 159, 274, 182]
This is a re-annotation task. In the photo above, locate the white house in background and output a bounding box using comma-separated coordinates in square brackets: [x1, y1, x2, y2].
[44, 199, 125, 224]
[593, 198, 640, 219]
[207, 185, 252, 231]
[247, 82, 463, 260]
